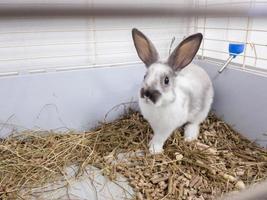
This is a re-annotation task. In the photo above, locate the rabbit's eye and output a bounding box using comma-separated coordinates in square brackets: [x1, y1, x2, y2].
[164, 76, 169, 85]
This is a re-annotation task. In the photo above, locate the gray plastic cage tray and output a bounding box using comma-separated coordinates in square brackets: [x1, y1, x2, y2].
[0, 59, 266, 199]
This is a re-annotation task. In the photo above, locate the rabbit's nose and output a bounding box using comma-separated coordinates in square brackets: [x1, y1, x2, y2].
[141, 88, 161, 103]
[140, 88, 152, 99]
[144, 90, 152, 98]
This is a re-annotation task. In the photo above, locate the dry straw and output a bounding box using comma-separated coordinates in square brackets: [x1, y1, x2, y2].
[0, 110, 266, 199]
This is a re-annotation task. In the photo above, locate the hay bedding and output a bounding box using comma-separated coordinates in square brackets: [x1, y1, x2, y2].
[0, 111, 267, 200]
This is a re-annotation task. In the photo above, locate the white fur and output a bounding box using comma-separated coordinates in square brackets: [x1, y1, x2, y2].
[139, 63, 214, 154]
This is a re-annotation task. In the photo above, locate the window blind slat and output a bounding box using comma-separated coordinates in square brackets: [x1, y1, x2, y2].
[0, 1, 190, 75]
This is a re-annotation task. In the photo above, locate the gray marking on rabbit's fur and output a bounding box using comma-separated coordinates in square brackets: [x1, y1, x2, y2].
[179, 85, 193, 111]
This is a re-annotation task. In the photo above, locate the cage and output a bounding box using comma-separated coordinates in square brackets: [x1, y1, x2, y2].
[0, 0, 267, 200]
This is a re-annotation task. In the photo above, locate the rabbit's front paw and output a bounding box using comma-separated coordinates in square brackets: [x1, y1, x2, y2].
[184, 123, 199, 142]
[149, 143, 163, 154]
[184, 135, 198, 142]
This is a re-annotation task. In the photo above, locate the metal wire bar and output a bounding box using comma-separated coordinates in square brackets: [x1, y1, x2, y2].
[0, 61, 143, 76]
[196, 27, 267, 33]
[0, 5, 267, 18]
[0, 26, 186, 35]
[0, 37, 183, 49]
[0, 40, 265, 69]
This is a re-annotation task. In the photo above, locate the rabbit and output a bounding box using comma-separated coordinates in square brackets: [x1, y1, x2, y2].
[132, 28, 214, 154]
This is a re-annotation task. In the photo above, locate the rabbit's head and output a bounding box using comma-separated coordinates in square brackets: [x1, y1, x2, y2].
[132, 28, 202, 107]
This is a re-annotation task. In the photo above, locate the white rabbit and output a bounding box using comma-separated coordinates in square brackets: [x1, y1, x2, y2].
[132, 28, 214, 154]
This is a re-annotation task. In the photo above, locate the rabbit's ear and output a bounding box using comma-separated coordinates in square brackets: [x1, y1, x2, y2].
[168, 33, 202, 71]
[132, 28, 159, 67]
